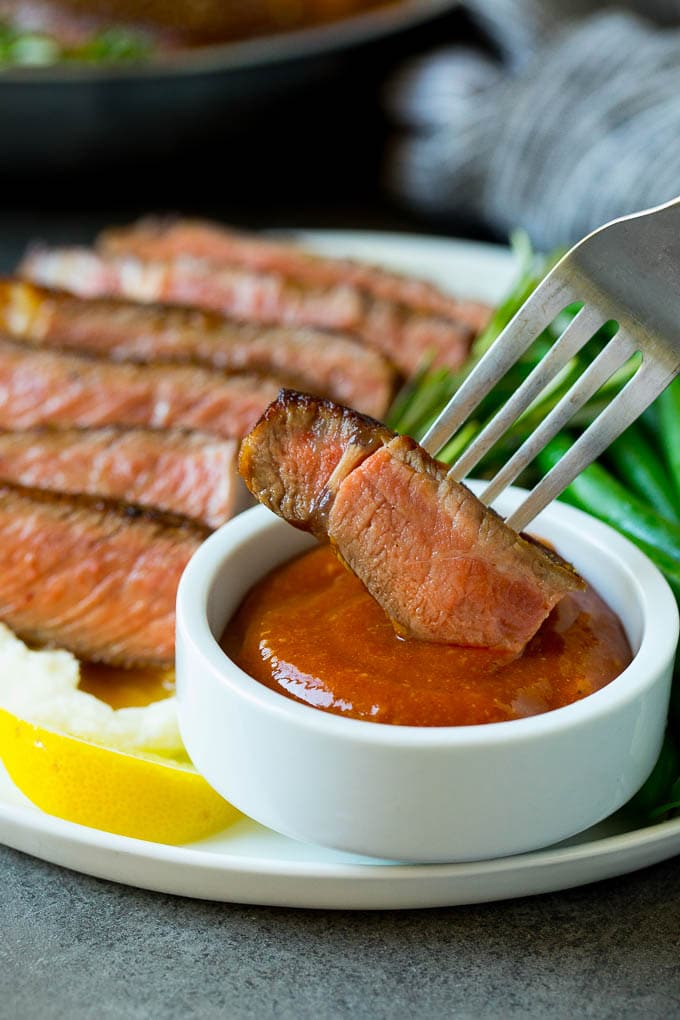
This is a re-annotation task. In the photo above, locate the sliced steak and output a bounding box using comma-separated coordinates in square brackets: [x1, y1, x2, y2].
[20, 246, 365, 331]
[240, 391, 583, 653]
[0, 426, 238, 529]
[239, 390, 392, 539]
[0, 337, 280, 438]
[20, 247, 475, 376]
[99, 217, 492, 331]
[0, 278, 395, 418]
[0, 483, 207, 667]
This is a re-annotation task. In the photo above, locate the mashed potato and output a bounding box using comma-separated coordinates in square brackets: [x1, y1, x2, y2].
[0, 622, 184, 758]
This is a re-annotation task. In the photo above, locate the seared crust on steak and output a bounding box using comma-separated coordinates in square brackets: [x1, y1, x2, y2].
[0, 426, 238, 529]
[239, 390, 391, 539]
[239, 392, 584, 652]
[0, 278, 396, 418]
[0, 483, 207, 667]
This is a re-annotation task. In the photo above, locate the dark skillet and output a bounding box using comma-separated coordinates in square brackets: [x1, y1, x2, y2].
[0, 0, 459, 173]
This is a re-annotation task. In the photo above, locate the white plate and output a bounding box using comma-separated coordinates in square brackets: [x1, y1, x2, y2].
[1, 231, 678, 909]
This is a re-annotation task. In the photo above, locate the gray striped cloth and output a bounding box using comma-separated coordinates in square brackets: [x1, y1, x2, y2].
[386, 1, 680, 249]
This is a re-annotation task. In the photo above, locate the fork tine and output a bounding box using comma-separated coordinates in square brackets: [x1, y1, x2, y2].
[478, 330, 638, 507]
[506, 360, 678, 533]
[447, 305, 606, 482]
[420, 279, 572, 456]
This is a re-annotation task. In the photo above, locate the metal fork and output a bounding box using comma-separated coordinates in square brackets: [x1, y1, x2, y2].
[421, 197, 680, 533]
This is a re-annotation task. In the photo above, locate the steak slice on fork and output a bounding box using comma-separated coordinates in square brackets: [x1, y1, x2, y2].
[240, 391, 583, 653]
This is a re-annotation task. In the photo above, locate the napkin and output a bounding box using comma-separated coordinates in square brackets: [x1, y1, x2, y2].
[386, 1, 680, 248]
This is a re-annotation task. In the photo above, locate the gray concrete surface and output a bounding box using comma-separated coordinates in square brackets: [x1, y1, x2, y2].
[2, 844, 680, 1019]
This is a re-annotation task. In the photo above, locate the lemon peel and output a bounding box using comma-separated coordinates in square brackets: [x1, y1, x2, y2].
[0, 624, 241, 844]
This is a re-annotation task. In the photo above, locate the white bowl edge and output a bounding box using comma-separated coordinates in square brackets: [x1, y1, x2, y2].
[176, 488, 678, 863]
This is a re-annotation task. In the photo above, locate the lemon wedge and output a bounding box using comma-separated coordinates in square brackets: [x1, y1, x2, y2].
[0, 624, 241, 844]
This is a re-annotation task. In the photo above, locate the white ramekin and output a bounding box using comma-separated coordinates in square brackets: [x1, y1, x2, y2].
[176, 486, 678, 863]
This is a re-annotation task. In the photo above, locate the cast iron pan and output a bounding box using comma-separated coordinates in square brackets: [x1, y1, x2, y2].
[0, 0, 459, 173]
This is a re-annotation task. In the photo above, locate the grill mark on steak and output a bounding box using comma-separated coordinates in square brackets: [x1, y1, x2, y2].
[0, 278, 396, 418]
[0, 337, 280, 438]
[0, 483, 207, 667]
[98, 217, 492, 332]
[239, 391, 584, 653]
[0, 426, 238, 529]
[20, 246, 475, 376]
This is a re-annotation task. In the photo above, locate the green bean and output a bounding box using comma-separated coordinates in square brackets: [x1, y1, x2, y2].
[387, 364, 450, 437]
[628, 732, 680, 821]
[669, 668, 680, 738]
[641, 401, 661, 436]
[605, 422, 680, 523]
[657, 377, 680, 502]
[470, 232, 545, 361]
[477, 352, 640, 478]
[438, 422, 481, 465]
[629, 540, 680, 603]
[537, 436, 680, 566]
[651, 776, 680, 819]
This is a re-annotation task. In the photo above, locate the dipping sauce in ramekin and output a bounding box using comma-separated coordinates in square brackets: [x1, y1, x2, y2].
[222, 545, 631, 727]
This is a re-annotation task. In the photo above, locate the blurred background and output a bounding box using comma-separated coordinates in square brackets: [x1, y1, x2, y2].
[0, 0, 475, 264]
[2, 0, 680, 260]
